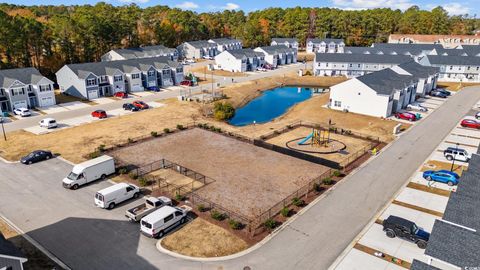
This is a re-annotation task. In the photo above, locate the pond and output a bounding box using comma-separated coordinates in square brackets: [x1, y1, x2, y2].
[229, 86, 324, 126]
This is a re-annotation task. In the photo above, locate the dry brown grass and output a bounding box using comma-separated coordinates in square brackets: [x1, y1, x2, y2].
[188, 66, 248, 77]
[437, 82, 480, 92]
[161, 218, 248, 257]
[54, 89, 97, 105]
[298, 51, 316, 62]
[421, 160, 467, 175]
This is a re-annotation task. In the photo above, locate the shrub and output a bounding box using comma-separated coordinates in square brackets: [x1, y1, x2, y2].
[97, 144, 106, 152]
[313, 183, 322, 192]
[127, 138, 134, 144]
[202, 123, 209, 129]
[322, 177, 334, 185]
[150, 131, 158, 137]
[292, 197, 304, 207]
[175, 193, 185, 201]
[215, 127, 221, 132]
[264, 218, 277, 229]
[228, 219, 241, 230]
[197, 204, 207, 212]
[213, 102, 235, 121]
[209, 125, 216, 131]
[118, 167, 128, 175]
[211, 210, 225, 221]
[197, 123, 203, 128]
[163, 128, 170, 133]
[138, 177, 148, 187]
[176, 124, 185, 130]
[88, 150, 101, 159]
[128, 171, 138, 180]
[281, 207, 290, 217]
[305, 70, 312, 76]
[332, 170, 342, 177]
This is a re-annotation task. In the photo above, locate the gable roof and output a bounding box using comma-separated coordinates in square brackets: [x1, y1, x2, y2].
[372, 43, 443, 52]
[424, 55, 480, 66]
[256, 45, 296, 54]
[225, 49, 264, 60]
[209, 38, 241, 45]
[356, 67, 416, 96]
[185, 40, 216, 49]
[397, 61, 439, 78]
[62, 56, 175, 79]
[272, 38, 298, 43]
[425, 219, 480, 268]
[314, 53, 412, 65]
[410, 260, 442, 270]
[108, 45, 177, 60]
[0, 67, 49, 89]
[0, 233, 27, 261]
[389, 34, 480, 43]
[307, 38, 344, 44]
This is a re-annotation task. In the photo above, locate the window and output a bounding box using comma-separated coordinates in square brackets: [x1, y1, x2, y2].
[358, 64, 361, 68]
[449, 66, 453, 70]
[114, 75, 123, 82]
[131, 73, 140, 79]
[148, 70, 155, 76]
[349, 64, 352, 68]
[164, 214, 174, 223]
[39, 84, 52, 92]
[326, 63, 329, 67]
[11, 88, 25, 96]
[126, 186, 134, 192]
[175, 211, 182, 217]
[334, 100, 341, 107]
[86, 78, 97, 86]
[358, 92, 361, 95]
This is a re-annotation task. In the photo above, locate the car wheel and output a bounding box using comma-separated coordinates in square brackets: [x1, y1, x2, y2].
[101, 174, 107, 180]
[447, 181, 454, 186]
[426, 176, 432, 181]
[45, 155, 50, 160]
[133, 192, 140, 199]
[157, 230, 164, 239]
[385, 229, 396, 238]
[446, 155, 453, 161]
[72, 184, 79, 190]
[28, 160, 33, 165]
[417, 240, 427, 249]
[108, 202, 115, 209]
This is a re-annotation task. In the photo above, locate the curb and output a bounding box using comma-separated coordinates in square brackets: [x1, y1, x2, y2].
[0, 213, 71, 270]
[56, 156, 75, 166]
[0, 155, 18, 164]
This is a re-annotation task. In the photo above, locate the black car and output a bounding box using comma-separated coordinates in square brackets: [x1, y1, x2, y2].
[435, 88, 451, 96]
[382, 215, 430, 249]
[21, 150, 53, 165]
[429, 90, 448, 98]
[122, 103, 139, 111]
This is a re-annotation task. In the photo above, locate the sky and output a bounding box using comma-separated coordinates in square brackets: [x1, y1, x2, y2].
[3, 0, 478, 16]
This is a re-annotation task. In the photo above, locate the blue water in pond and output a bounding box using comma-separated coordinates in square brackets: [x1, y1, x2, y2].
[228, 86, 313, 126]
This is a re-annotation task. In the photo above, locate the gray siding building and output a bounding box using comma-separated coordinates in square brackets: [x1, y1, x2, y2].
[101, 45, 179, 62]
[0, 233, 28, 270]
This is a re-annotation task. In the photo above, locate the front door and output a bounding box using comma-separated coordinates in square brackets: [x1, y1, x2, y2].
[1, 101, 8, 112]
[29, 97, 37, 108]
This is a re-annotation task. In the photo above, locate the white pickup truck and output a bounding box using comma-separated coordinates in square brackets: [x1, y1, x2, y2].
[125, 196, 172, 222]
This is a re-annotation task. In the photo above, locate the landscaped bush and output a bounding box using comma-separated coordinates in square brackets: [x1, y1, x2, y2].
[322, 177, 334, 185]
[228, 219, 241, 230]
[304, 70, 312, 76]
[163, 128, 170, 133]
[175, 193, 185, 201]
[138, 177, 148, 187]
[197, 204, 207, 212]
[97, 144, 106, 152]
[118, 167, 128, 175]
[213, 102, 235, 121]
[292, 197, 304, 207]
[127, 138, 134, 143]
[281, 207, 290, 217]
[176, 124, 185, 130]
[150, 131, 158, 137]
[215, 127, 222, 132]
[88, 150, 101, 159]
[313, 183, 322, 192]
[209, 125, 216, 131]
[332, 170, 342, 177]
[211, 210, 226, 221]
[128, 171, 138, 180]
[264, 218, 277, 229]
[197, 123, 203, 128]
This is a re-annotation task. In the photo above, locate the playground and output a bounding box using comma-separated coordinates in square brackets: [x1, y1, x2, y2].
[265, 126, 375, 164]
[109, 128, 328, 219]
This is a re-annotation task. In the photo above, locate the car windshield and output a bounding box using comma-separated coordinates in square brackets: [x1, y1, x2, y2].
[67, 172, 79, 180]
[27, 152, 35, 157]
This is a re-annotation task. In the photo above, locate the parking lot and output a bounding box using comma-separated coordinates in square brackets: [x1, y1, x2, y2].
[387, 95, 451, 124]
[332, 97, 480, 270]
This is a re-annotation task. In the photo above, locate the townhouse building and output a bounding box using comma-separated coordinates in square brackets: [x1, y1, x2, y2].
[214, 49, 265, 72]
[306, 38, 345, 53]
[0, 67, 55, 112]
[270, 38, 299, 50]
[329, 67, 420, 118]
[419, 55, 480, 82]
[388, 34, 480, 48]
[313, 53, 412, 77]
[208, 38, 242, 52]
[56, 57, 183, 100]
[101, 45, 178, 62]
[177, 40, 218, 59]
[254, 46, 297, 68]
[391, 61, 439, 96]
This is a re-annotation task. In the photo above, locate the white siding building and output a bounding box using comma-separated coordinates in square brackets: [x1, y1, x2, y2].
[214, 49, 265, 72]
[101, 45, 178, 62]
[419, 55, 480, 83]
[271, 38, 299, 50]
[208, 38, 242, 52]
[307, 38, 345, 53]
[254, 46, 297, 68]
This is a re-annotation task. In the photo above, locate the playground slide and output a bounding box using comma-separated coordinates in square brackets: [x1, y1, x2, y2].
[298, 132, 313, 145]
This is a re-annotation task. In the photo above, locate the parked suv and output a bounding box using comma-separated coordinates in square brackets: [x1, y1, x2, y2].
[39, 118, 57, 129]
[443, 147, 471, 162]
[13, 108, 31, 117]
[382, 215, 429, 249]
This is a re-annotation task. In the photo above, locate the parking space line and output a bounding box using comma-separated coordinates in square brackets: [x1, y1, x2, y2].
[406, 182, 451, 197]
[353, 243, 411, 269]
[374, 219, 383, 225]
[444, 140, 478, 148]
[391, 200, 443, 217]
[450, 132, 480, 140]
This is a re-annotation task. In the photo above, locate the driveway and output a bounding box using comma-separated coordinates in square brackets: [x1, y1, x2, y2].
[1, 86, 479, 270]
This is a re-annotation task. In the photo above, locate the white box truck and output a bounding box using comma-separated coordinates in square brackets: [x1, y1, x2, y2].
[94, 183, 141, 209]
[62, 155, 115, 190]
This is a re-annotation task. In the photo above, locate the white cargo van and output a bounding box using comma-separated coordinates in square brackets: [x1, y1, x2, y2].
[140, 205, 191, 238]
[62, 155, 115, 190]
[94, 183, 141, 209]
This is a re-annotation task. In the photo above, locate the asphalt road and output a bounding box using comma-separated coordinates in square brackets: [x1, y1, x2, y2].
[1, 81, 476, 270]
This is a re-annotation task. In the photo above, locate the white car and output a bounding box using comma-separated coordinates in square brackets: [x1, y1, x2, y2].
[39, 118, 57, 129]
[202, 56, 213, 60]
[406, 103, 428, 112]
[186, 59, 195, 63]
[257, 67, 267, 72]
[475, 111, 480, 120]
[13, 108, 31, 117]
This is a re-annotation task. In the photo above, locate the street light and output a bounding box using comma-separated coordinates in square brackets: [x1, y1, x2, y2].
[450, 142, 460, 172]
[1, 118, 6, 141]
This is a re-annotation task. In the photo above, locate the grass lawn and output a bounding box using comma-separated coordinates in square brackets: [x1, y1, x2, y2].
[54, 89, 97, 105]
[161, 218, 248, 257]
[437, 82, 480, 92]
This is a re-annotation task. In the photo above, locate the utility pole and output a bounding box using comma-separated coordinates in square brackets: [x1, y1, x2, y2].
[450, 143, 459, 172]
[1, 118, 6, 141]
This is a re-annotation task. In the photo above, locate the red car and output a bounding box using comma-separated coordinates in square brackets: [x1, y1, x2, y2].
[180, 80, 193, 86]
[394, 112, 417, 121]
[91, 110, 107, 119]
[114, 92, 128, 98]
[460, 119, 480, 129]
[132, 100, 149, 110]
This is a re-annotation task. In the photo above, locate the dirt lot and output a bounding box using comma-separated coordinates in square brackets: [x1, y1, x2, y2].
[161, 218, 248, 257]
[149, 169, 204, 194]
[110, 128, 328, 218]
[54, 89, 97, 105]
[266, 126, 373, 163]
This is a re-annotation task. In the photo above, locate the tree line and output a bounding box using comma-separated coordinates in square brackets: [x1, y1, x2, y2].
[0, 3, 478, 78]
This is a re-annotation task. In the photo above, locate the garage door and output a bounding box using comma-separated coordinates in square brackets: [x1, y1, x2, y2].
[40, 97, 55, 107]
[88, 90, 99, 99]
[13, 100, 28, 109]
